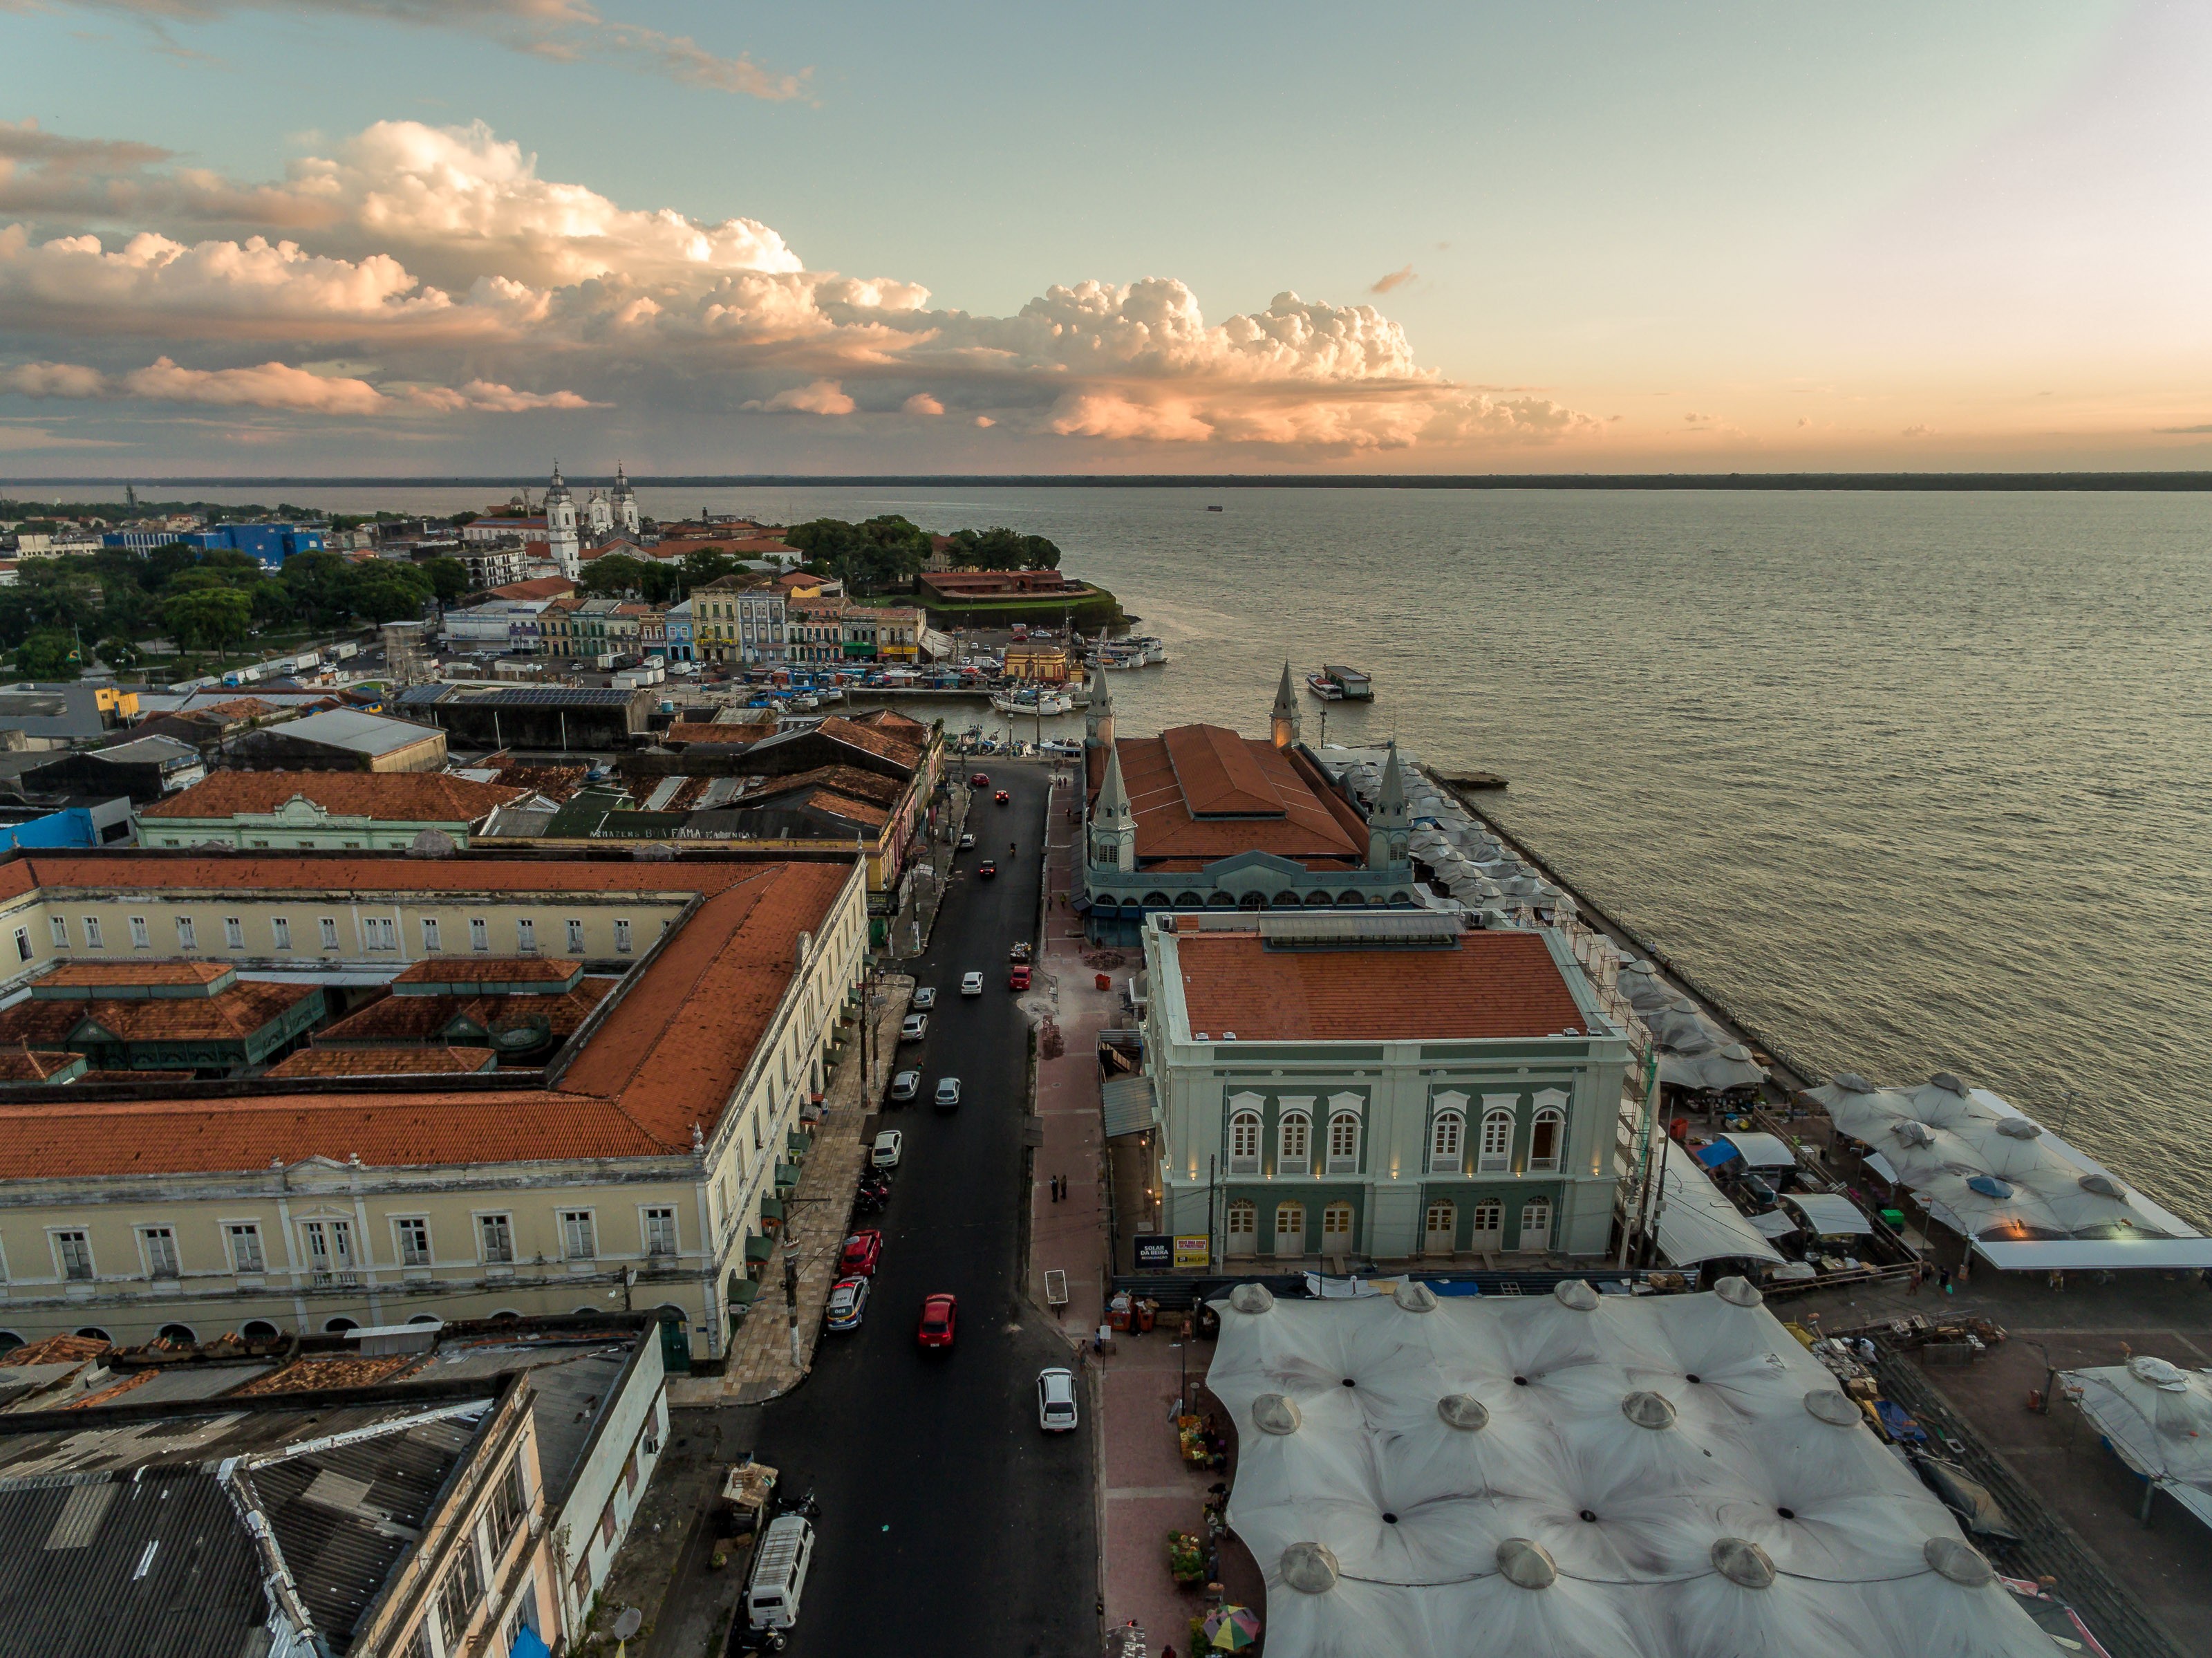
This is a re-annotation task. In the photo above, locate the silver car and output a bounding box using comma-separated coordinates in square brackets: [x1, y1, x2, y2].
[889, 1069, 921, 1103]
[934, 1076, 962, 1110]
[1037, 1367, 1078, 1431]
[910, 987, 937, 1010]
[900, 1013, 928, 1041]
[870, 1130, 903, 1169]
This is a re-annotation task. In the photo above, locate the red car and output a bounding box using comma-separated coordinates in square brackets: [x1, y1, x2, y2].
[1009, 965, 1031, 991]
[994, 790, 1011, 805]
[837, 1229, 883, 1277]
[977, 859, 997, 879]
[917, 1292, 957, 1350]
[970, 772, 990, 788]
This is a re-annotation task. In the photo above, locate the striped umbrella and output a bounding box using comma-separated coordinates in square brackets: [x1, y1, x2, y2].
[1203, 1605, 1262, 1650]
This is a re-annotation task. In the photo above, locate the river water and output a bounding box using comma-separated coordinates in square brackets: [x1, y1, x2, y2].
[178, 483, 2212, 1224]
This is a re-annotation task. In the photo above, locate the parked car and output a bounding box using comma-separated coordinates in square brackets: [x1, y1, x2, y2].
[910, 986, 937, 1009]
[889, 1068, 921, 1103]
[977, 859, 997, 879]
[970, 772, 990, 788]
[961, 971, 984, 996]
[1037, 1367, 1079, 1431]
[871, 1130, 903, 1170]
[744, 1513, 815, 1634]
[994, 790, 1011, 805]
[917, 1292, 958, 1351]
[1009, 941, 1031, 962]
[1008, 965, 1031, 991]
[958, 832, 975, 850]
[900, 1013, 928, 1042]
[838, 1229, 883, 1276]
[934, 1076, 962, 1110]
[825, 1276, 871, 1331]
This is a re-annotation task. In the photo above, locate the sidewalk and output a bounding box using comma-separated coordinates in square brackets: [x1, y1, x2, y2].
[666, 976, 911, 1407]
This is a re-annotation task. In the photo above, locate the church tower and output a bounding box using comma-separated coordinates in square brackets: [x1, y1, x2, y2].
[1270, 660, 1301, 749]
[1367, 741, 1409, 871]
[612, 461, 641, 536]
[1091, 742, 1137, 874]
[1084, 660, 1114, 749]
[545, 463, 581, 579]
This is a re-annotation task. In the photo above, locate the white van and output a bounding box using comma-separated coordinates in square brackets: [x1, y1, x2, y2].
[744, 1513, 815, 1632]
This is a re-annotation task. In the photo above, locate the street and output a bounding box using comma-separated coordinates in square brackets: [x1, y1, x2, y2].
[749, 763, 1098, 1657]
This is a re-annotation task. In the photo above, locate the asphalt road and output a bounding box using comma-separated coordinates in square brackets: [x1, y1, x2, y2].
[749, 763, 1097, 1658]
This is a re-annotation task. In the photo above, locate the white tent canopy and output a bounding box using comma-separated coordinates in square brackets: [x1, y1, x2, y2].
[1653, 1141, 1786, 1268]
[1810, 1072, 2212, 1269]
[2063, 1357, 2212, 1531]
[1206, 1278, 2052, 1658]
[1714, 1133, 1795, 1170]
[1781, 1193, 1874, 1237]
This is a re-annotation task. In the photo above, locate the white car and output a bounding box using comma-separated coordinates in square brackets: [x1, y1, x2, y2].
[959, 832, 975, 850]
[1038, 1367, 1078, 1431]
[934, 1076, 961, 1110]
[870, 1129, 903, 1169]
[960, 971, 984, 996]
[900, 1013, 928, 1042]
[911, 987, 937, 1010]
[889, 1069, 921, 1103]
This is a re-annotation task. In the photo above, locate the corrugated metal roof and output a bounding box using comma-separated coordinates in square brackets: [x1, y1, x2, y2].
[1100, 1075, 1156, 1138]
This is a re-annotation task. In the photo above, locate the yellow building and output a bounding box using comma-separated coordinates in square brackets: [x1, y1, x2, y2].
[1004, 642, 1071, 682]
[0, 848, 868, 1363]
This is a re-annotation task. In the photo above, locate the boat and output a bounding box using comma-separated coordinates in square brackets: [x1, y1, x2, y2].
[1206, 504, 1224, 512]
[1318, 664, 1372, 700]
[991, 689, 1074, 716]
[1039, 738, 1083, 757]
[1304, 672, 1344, 701]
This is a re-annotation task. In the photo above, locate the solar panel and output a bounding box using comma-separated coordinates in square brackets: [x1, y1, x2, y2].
[472, 687, 637, 707]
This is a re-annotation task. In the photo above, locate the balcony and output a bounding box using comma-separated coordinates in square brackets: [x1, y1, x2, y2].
[310, 1269, 362, 1289]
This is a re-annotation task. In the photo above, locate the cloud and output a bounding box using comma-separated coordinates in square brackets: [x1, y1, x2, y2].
[2153, 422, 2212, 434]
[1369, 264, 1416, 295]
[0, 117, 1604, 452]
[973, 416, 995, 428]
[1901, 423, 1933, 438]
[2, 355, 594, 413]
[35, 3, 807, 98]
[747, 379, 856, 416]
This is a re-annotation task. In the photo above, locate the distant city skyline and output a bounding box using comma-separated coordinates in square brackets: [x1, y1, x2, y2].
[3, 1, 2207, 475]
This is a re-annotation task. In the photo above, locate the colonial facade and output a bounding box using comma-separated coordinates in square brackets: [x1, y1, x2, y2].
[0, 851, 868, 1361]
[691, 576, 786, 665]
[1140, 911, 1629, 1263]
[136, 770, 529, 850]
[1078, 666, 1422, 944]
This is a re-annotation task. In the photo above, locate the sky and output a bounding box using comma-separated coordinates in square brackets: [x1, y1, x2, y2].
[1, 0, 2209, 476]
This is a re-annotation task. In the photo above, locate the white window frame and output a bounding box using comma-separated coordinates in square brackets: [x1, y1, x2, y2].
[1430, 1090, 1468, 1175]
[1479, 1097, 1517, 1173]
[394, 1216, 433, 1267]
[422, 917, 441, 953]
[1227, 1092, 1263, 1175]
[565, 918, 585, 954]
[319, 917, 339, 951]
[477, 1212, 516, 1265]
[272, 917, 292, 951]
[1325, 1112, 1361, 1174]
[1272, 1202, 1305, 1254]
[470, 917, 489, 952]
[139, 1226, 180, 1279]
[129, 915, 150, 949]
[82, 915, 102, 950]
[48, 915, 67, 949]
[1321, 1201, 1355, 1243]
[1528, 1096, 1566, 1174]
[1276, 1101, 1311, 1172]
[223, 916, 245, 950]
[11, 926, 28, 964]
[1471, 1200, 1505, 1245]
[516, 918, 536, 953]
[641, 1206, 678, 1257]
[615, 918, 632, 954]
[224, 1222, 265, 1274]
[52, 1229, 94, 1280]
[560, 1210, 597, 1260]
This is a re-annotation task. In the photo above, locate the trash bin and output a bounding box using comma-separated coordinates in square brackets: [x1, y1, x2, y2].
[1095, 972, 1111, 991]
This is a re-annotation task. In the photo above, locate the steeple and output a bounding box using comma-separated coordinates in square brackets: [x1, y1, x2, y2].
[1091, 742, 1136, 873]
[612, 460, 640, 534]
[1270, 660, 1300, 749]
[1367, 741, 1409, 871]
[544, 461, 581, 579]
[1084, 658, 1114, 748]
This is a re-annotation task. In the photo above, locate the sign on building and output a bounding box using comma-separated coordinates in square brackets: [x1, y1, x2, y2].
[1173, 1236, 1212, 1269]
[1132, 1234, 1173, 1270]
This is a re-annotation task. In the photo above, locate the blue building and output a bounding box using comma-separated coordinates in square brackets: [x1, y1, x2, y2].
[104, 524, 327, 563]
[664, 598, 695, 662]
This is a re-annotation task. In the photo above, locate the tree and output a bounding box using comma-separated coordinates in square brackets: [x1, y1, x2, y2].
[96, 635, 142, 671]
[162, 588, 252, 653]
[952, 525, 1060, 570]
[339, 561, 433, 624]
[420, 556, 470, 606]
[679, 549, 738, 592]
[279, 550, 355, 627]
[783, 514, 931, 595]
[580, 554, 650, 597]
[13, 629, 80, 680]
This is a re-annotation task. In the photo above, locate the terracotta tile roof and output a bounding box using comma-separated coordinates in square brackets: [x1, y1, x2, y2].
[315, 982, 609, 1047]
[0, 855, 852, 1177]
[1173, 929, 1586, 1042]
[142, 770, 527, 823]
[1114, 729, 1363, 864]
[195, 697, 282, 723]
[265, 1046, 498, 1079]
[850, 709, 929, 743]
[665, 721, 762, 747]
[391, 957, 579, 987]
[0, 1047, 82, 1081]
[490, 575, 577, 602]
[801, 790, 889, 830]
[744, 765, 902, 808]
[0, 980, 317, 1046]
[815, 716, 922, 772]
[232, 1354, 423, 1395]
[0, 1332, 109, 1366]
[40, 961, 231, 990]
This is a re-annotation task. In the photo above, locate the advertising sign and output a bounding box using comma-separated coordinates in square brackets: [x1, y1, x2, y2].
[1132, 1233, 1173, 1269]
[1173, 1236, 1212, 1269]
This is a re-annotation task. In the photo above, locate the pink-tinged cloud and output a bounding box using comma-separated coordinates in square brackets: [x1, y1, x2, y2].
[748, 379, 856, 416]
[902, 392, 945, 416]
[402, 380, 603, 412]
[1370, 264, 1416, 295]
[3, 356, 596, 415]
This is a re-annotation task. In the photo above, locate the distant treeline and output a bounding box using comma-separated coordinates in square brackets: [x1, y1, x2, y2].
[16, 472, 2212, 491]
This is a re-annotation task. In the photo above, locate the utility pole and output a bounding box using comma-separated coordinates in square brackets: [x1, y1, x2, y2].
[783, 1249, 802, 1372]
[1618, 1049, 1660, 1267]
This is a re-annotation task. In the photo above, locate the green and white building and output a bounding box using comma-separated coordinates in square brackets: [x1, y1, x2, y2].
[1138, 909, 1630, 1263]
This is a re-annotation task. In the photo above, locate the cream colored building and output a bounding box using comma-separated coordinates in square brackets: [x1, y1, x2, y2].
[0, 849, 868, 1364]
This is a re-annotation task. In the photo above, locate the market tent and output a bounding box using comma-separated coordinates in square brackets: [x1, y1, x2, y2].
[1782, 1193, 1873, 1236]
[2062, 1357, 2212, 1531]
[1809, 1072, 2212, 1269]
[1715, 1133, 1796, 1170]
[1660, 1045, 1768, 1093]
[1746, 1209, 1799, 1240]
[1652, 1141, 1786, 1267]
[1206, 1278, 2052, 1658]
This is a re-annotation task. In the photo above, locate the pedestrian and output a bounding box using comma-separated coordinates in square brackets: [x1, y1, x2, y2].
[1938, 1265, 1952, 1294]
[1906, 1263, 1922, 1296]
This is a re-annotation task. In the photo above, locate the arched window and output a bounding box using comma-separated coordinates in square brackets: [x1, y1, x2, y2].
[324, 1316, 358, 1334]
[1429, 1110, 1465, 1173]
[1142, 892, 1172, 908]
[1207, 892, 1237, 908]
[1277, 1104, 1311, 1171]
[1423, 1202, 1456, 1254]
[241, 1320, 281, 1341]
[1303, 890, 1333, 906]
[1226, 1201, 1258, 1257]
[1529, 1105, 1565, 1173]
[1479, 1105, 1515, 1173]
[1471, 1201, 1505, 1251]
[1174, 892, 1204, 907]
[489, 1310, 523, 1323]
[0, 1330, 22, 1356]
[1271, 892, 1300, 908]
[406, 1313, 441, 1325]
[1327, 1112, 1361, 1174]
[156, 1323, 196, 1345]
[1237, 891, 1265, 910]
[1518, 1198, 1553, 1252]
[1273, 1202, 1306, 1256]
[75, 1327, 112, 1343]
[1228, 1108, 1262, 1175]
[1335, 891, 1364, 907]
[1322, 1202, 1355, 1248]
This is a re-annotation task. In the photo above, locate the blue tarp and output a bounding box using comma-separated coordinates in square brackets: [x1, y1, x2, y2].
[509, 1624, 552, 1658]
[1695, 1142, 1737, 1168]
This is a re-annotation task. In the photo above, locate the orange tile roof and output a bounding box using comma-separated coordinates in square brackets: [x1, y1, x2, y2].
[40, 961, 231, 989]
[490, 576, 578, 602]
[1115, 729, 1363, 864]
[801, 790, 889, 830]
[815, 716, 922, 772]
[391, 957, 580, 987]
[0, 1047, 80, 1081]
[850, 709, 929, 742]
[265, 1047, 497, 1079]
[1173, 929, 1586, 1042]
[142, 770, 527, 823]
[0, 855, 852, 1177]
[747, 765, 901, 808]
[0, 1332, 110, 1366]
[232, 1354, 423, 1394]
[665, 721, 761, 747]
[315, 982, 609, 1047]
[0, 980, 317, 1046]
